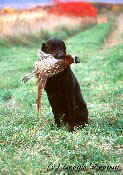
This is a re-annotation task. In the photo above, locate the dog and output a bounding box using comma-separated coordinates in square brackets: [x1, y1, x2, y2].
[41, 38, 88, 131]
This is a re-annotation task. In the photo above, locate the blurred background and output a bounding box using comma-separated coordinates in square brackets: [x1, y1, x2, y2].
[0, 0, 123, 45]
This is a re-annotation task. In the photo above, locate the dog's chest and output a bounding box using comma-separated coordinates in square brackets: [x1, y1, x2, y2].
[44, 70, 68, 93]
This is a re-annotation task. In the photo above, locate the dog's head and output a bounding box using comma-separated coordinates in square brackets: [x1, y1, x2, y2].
[41, 38, 66, 60]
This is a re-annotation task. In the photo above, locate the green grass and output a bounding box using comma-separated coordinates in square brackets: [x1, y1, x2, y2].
[66, 19, 112, 60]
[0, 19, 122, 175]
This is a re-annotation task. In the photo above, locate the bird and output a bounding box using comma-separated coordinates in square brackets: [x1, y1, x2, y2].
[22, 50, 79, 113]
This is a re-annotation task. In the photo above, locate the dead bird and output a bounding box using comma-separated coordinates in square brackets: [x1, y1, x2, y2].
[22, 50, 79, 113]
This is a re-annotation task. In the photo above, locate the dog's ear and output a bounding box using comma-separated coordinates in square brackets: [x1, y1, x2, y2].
[41, 42, 47, 52]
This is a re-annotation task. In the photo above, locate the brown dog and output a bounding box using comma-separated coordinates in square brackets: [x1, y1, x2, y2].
[42, 38, 88, 131]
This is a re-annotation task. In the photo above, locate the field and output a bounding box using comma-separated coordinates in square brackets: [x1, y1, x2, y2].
[0, 5, 96, 44]
[0, 10, 123, 175]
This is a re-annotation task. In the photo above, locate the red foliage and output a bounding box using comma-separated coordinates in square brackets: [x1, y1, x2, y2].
[48, 1, 97, 18]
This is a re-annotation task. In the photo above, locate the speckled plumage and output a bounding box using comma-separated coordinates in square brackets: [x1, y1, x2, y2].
[22, 50, 72, 113]
[22, 51, 70, 83]
[34, 51, 68, 80]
